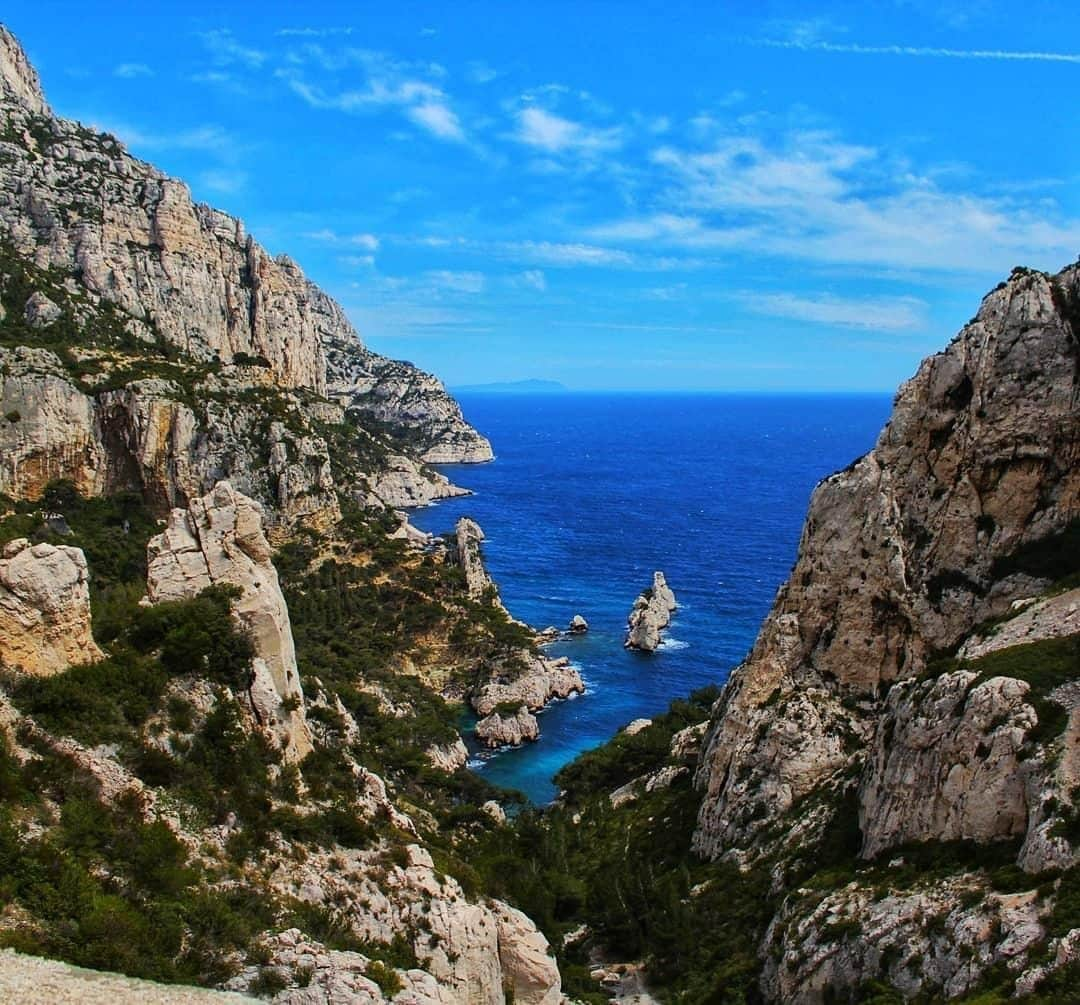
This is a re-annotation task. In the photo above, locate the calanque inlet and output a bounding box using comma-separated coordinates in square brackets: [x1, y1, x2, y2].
[1, 20, 1080, 1005]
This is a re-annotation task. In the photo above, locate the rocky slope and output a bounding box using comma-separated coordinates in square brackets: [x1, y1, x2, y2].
[0, 24, 563, 1005]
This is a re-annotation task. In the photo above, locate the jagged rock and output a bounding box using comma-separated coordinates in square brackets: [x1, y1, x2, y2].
[625, 572, 676, 651]
[23, 291, 61, 327]
[959, 587, 1080, 660]
[145, 481, 312, 761]
[369, 454, 470, 509]
[569, 614, 589, 634]
[264, 843, 561, 1005]
[536, 626, 560, 642]
[425, 737, 469, 773]
[669, 721, 708, 761]
[475, 705, 539, 748]
[481, 800, 506, 825]
[223, 928, 444, 1004]
[623, 718, 653, 736]
[492, 902, 563, 1005]
[694, 263, 1080, 862]
[451, 517, 495, 600]
[859, 670, 1036, 858]
[761, 875, 1047, 1002]
[0, 537, 102, 674]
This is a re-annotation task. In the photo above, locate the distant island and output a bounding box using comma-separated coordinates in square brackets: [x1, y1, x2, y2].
[452, 378, 568, 393]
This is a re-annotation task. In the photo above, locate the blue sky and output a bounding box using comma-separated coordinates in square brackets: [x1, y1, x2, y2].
[6, 1, 1080, 390]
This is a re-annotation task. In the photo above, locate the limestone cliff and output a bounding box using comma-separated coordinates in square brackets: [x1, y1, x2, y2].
[694, 262, 1080, 862]
[0, 23, 490, 524]
[683, 262, 1080, 999]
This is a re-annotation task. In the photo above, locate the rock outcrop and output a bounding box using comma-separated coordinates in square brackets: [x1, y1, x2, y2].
[450, 517, 496, 600]
[145, 481, 312, 761]
[474, 705, 540, 748]
[569, 614, 588, 634]
[694, 263, 1080, 862]
[625, 572, 676, 651]
[0, 537, 102, 674]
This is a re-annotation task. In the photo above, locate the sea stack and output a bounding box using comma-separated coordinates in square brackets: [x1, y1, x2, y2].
[569, 614, 589, 634]
[625, 572, 677, 651]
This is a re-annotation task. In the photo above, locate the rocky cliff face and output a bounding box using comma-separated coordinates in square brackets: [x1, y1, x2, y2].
[682, 262, 1080, 999]
[0, 24, 490, 520]
[694, 263, 1080, 862]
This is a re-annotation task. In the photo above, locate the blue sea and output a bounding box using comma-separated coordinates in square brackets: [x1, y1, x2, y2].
[409, 393, 893, 803]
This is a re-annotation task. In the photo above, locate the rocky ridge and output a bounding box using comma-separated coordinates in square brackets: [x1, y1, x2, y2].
[0, 24, 490, 527]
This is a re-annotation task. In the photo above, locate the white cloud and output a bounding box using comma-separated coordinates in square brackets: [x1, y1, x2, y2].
[407, 101, 465, 142]
[305, 229, 380, 250]
[739, 293, 928, 330]
[200, 29, 267, 69]
[501, 240, 633, 267]
[759, 37, 1080, 64]
[114, 63, 152, 78]
[466, 61, 498, 84]
[276, 26, 354, 38]
[282, 50, 467, 144]
[587, 130, 1080, 273]
[515, 107, 622, 157]
[198, 169, 247, 195]
[513, 270, 547, 292]
[426, 270, 486, 293]
[340, 254, 375, 268]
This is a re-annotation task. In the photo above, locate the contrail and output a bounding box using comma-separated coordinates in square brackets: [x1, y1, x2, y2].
[759, 38, 1080, 64]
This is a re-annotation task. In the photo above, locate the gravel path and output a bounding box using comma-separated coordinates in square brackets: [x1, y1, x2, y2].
[0, 950, 259, 1004]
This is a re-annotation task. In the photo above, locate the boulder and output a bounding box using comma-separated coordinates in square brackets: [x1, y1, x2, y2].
[569, 614, 589, 633]
[0, 538, 102, 675]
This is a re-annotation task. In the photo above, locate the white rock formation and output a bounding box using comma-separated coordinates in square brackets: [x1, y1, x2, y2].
[569, 614, 589, 634]
[0, 538, 102, 675]
[475, 706, 540, 748]
[145, 481, 312, 761]
[625, 572, 677, 651]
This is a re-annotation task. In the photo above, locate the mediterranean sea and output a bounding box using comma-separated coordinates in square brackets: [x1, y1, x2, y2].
[409, 392, 892, 803]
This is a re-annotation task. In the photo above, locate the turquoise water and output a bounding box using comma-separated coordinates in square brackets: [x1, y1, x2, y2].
[410, 392, 892, 803]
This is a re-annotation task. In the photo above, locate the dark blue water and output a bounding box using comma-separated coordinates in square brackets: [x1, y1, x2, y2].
[410, 393, 892, 802]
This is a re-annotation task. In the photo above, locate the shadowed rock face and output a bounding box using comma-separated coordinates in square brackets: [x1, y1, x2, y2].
[693, 264, 1080, 861]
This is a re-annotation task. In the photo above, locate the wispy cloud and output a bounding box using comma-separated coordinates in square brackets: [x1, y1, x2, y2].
[198, 169, 247, 195]
[466, 61, 499, 84]
[512, 269, 547, 292]
[738, 292, 928, 330]
[587, 130, 1080, 273]
[759, 37, 1080, 64]
[200, 29, 267, 69]
[305, 229, 380, 250]
[426, 270, 486, 293]
[114, 62, 152, 78]
[281, 49, 466, 143]
[515, 106, 622, 157]
[275, 26, 354, 38]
